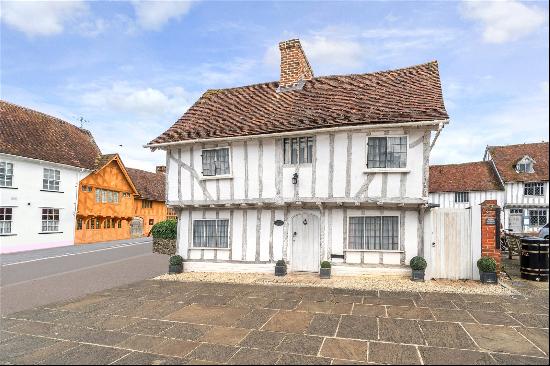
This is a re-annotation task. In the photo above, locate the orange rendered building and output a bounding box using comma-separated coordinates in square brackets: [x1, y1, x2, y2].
[74, 155, 172, 244]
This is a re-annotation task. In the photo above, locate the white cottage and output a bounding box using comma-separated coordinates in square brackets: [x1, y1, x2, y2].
[147, 39, 449, 274]
[0, 101, 101, 253]
[429, 142, 549, 234]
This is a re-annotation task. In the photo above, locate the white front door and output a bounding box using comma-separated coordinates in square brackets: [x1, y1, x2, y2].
[291, 213, 320, 272]
[509, 214, 523, 233]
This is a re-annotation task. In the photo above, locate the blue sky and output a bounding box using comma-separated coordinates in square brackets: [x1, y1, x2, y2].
[1, 0, 548, 171]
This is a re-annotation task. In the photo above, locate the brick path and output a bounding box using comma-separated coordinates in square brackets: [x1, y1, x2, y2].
[1, 280, 548, 364]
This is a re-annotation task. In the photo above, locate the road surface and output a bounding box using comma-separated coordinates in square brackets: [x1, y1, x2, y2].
[0, 238, 168, 315]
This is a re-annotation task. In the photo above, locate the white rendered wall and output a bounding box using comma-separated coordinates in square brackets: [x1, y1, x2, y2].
[0, 154, 89, 253]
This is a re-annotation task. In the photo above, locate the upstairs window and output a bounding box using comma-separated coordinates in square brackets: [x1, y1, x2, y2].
[367, 136, 407, 169]
[0, 208, 13, 234]
[454, 192, 470, 203]
[524, 182, 544, 196]
[193, 219, 229, 248]
[95, 188, 119, 203]
[81, 185, 92, 192]
[202, 147, 230, 176]
[0, 162, 13, 187]
[515, 156, 535, 173]
[43, 168, 60, 191]
[142, 200, 153, 209]
[348, 216, 399, 251]
[41, 208, 59, 232]
[283, 137, 314, 164]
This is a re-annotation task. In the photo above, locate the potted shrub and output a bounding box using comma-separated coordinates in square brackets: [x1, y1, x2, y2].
[275, 259, 287, 276]
[410, 256, 427, 282]
[477, 256, 497, 284]
[169, 255, 183, 274]
[320, 261, 331, 279]
[151, 220, 177, 255]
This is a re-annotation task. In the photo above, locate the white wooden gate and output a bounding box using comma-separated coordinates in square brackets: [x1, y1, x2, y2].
[291, 213, 320, 272]
[429, 208, 475, 280]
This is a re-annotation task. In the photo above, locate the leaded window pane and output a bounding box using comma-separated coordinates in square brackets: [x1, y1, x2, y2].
[367, 137, 407, 169]
[347, 216, 398, 251]
[193, 219, 230, 248]
[524, 182, 544, 196]
[202, 148, 230, 176]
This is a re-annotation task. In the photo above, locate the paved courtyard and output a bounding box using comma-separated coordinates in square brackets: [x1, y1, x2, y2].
[1, 279, 548, 365]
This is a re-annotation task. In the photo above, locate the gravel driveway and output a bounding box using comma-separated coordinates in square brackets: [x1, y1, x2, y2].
[1, 280, 548, 364]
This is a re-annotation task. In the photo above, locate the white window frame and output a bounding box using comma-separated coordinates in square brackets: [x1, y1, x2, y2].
[42, 168, 60, 191]
[346, 215, 401, 252]
[41, 208, 60, 233]
[454, 191, 470, 203]
[515, 156, 535, 173]
[283, 136, 314, 165]
[0, 161, 14, 187]
[524, 182, 544, 196]
[0, 207, 13, 235]
[192, 218, 231, 249]
[365, 135, 409, 172]
[201, 147, 232, 179]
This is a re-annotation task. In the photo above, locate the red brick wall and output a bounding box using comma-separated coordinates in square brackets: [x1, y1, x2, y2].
[481, 200, 501, 271]
[279, 39, 314, 87]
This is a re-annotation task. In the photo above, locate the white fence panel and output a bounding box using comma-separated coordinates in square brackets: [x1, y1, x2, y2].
[427, 208, 478, 280]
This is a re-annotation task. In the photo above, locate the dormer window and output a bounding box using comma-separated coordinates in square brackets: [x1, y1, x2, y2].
[515, 156, 535, 173]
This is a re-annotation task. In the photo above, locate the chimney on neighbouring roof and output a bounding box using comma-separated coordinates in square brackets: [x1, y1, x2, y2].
[156, 166, 166, 174]
[278, 39, 314, 91]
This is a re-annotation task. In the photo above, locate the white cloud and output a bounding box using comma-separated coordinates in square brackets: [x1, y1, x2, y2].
[79, 82, 192, 117]
[0, 0, 88, 36]
[432, 81, 549, 164]
[460, 0, 547, 43]
[131, 0, 194, 30]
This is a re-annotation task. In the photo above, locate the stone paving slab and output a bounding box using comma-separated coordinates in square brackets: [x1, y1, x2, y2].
[1, 279, 549, 365]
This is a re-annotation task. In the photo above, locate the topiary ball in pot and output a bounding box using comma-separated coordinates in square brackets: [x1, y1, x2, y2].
[275, 259, 287, 276]
[410, 256, 427, 282]
[320, 261, 331, 279]
[169, 255, 183, 274]
[477, 256, 497, 284]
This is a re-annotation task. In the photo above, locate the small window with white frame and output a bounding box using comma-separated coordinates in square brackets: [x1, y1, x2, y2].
[0, 162, 14, 187]
[0, 207, 13, 234]
[41, 208, 60, 232]
[283, 137, 314, 164]
[516, 156, 534, 173]
[367, 136, 407, 169]
[529, 209, 547, 226]
[348, 216, 399, 251]
[43, 168, 60, 191]
[193, 219, 229, 248]
[202, 147, 231, 177]
[454, 192, 470, 203]
[524, 182, 544, 196]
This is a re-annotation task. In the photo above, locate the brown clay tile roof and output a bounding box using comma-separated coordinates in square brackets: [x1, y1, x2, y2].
[93, 154, 117, 171]
[429, 161, 504, 193]
[126, 167, 165, 202]
[149, 61, 448, 145]
[488, 142, 549, 183]
[0, 100, 101, 169]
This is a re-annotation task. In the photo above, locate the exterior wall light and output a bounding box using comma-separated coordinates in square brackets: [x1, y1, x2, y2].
[292, 173, 298, 185]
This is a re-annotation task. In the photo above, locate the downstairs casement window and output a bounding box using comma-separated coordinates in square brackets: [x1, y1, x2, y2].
[41, 208, 59, 232]
[529, 210, 547, 226]
[0, 207, 13, 234]
[367, 136, 407, 169]
[202, 147, 230, 176]
[193, 219, 229, 248]
[348, 216, 399, 251]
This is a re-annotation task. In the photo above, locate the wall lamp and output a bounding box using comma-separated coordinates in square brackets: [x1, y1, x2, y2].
[292, 173, 298, 185]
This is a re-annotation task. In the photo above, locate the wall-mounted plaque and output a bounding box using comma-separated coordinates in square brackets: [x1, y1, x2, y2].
[486, 218, 496, 225]
[274, 220, 284, 226]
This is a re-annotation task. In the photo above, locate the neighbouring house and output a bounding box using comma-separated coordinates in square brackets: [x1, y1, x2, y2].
[74, 154, 139, 244]
[0, 101, 101, 253]
[484, 142, 549, 233]
[429, 142, 549, 234]
[127, 166, 174, 236]
[429, 161, 505, 208]
[146, 39, 449, 274]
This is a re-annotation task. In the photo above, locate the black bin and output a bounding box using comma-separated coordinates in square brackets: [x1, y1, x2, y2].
[520, 237, 549, 282]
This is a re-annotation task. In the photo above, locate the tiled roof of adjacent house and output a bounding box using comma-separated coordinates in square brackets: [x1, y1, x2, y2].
[0, 100, 101, 169]
[488, 142, 549, 183]
[149, 61, 448, 145]
[429, 161, 504, 193]
[126, 168, 165, 202]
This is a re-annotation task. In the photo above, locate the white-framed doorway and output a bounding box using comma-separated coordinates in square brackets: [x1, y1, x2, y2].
[290, 212, 320, 272]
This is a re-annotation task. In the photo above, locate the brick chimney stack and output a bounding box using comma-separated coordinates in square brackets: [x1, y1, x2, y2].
[156, 166, 166, 174]
[278, 39, 314, 90]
